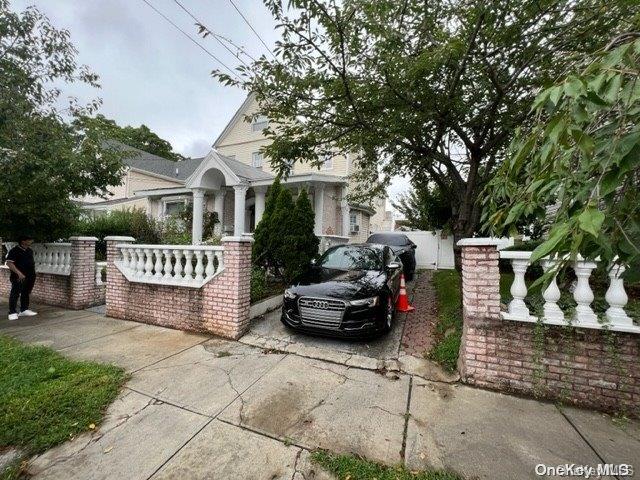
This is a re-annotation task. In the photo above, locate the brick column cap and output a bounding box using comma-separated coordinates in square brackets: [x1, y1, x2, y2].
[104, 236, 136, 242]
[222, 235, 254, 243]
[457, 237, 511, 248]
[69, 236, 99, 241]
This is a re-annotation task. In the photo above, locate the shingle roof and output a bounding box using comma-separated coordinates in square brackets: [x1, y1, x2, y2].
[218, 153, 274, 181]
[105, 140, 273, 184]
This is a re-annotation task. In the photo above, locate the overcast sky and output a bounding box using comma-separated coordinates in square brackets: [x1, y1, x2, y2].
[13, 0, 409, 205]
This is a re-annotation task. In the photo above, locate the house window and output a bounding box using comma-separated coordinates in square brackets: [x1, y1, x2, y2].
[251, 115, 268, 132]
[321, 155, 333, 170]
[349, 211, 360, 235]
[164, 200, 185, 217]
[252, 152, 264, 169]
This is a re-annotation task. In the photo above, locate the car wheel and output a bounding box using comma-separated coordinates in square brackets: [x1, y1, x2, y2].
[383, 294, 395, 332]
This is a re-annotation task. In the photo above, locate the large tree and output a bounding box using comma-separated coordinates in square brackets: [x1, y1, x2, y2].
[393, 182, 452, 231]
[212, 0, 637, 246]
[0, 1, 124, 240]
[484, 35, 640, 280]
[74, 114, 185, 161]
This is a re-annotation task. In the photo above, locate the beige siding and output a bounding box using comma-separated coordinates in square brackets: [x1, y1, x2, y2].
[216, 96, 349, 177]
[127, 170, 182, 195]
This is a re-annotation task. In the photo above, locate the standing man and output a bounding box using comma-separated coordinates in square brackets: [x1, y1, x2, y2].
[5, 235, 38, 321]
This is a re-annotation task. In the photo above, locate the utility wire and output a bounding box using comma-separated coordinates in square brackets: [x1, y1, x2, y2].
[141, 0, 240, 79]
[226, 0, 278, 60]
[172, 0, 256, 66]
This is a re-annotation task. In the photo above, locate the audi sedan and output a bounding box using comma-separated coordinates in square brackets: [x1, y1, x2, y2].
[281, 244, 403, 339]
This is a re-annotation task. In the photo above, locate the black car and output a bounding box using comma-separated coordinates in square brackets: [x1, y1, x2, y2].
[365, 233, 417, 281]
[281, 244, 403, 339]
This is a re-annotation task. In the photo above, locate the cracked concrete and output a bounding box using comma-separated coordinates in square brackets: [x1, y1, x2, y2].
[2, 301, 639, 480]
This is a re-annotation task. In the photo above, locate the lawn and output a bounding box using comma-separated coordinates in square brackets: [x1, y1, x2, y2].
[312, 451, 462, 480]
[0, 335, 126, 479]
[427, 270, 462, 372]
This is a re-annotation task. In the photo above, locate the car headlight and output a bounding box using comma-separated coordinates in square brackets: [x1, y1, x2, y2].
[284, 289, 296, 300]
[350, 296, 379, 307]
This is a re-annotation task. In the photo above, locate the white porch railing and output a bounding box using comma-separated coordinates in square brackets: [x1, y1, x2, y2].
[318, 235, 350, 253]
[114, 244, 224, 288]
[2, 242, 72, 276]
[500, 250, 639, 334]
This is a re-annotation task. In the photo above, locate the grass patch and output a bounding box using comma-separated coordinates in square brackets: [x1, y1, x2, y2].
[428, 271, 462, 373]
[0, 335, 126, 479]
[311, 451, 462, 480]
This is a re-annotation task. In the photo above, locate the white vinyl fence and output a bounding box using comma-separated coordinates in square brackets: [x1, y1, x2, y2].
[391, 230, 455, 270]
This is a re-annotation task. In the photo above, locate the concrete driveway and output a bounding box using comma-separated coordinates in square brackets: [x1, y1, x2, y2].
[1, 301, 639, 480]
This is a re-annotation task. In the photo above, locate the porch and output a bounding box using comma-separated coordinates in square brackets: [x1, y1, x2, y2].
[134, 150, 353, 246]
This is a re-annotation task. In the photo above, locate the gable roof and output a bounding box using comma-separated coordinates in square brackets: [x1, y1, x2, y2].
[221, 154, 274, 181]
[212, 93, 255, 147]
[105, 140, 201, 181]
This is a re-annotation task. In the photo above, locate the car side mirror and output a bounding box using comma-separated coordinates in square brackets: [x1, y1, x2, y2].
[388, 261, 401, 270]
[411, 244, 417, 249]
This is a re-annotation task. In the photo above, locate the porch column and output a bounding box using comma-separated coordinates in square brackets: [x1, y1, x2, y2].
[314, 184, 325, 236]
[191, 188, 206, 245]
[341, 186, 350, 237]
[233, 184, 249, 236]
[254, 186, 267, 227]
[214, 189, 225, 235]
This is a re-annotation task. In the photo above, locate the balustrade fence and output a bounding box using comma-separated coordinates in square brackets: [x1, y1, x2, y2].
[3, 242, 72, 276]
[114, 244, 224, 288]
[500, 250, 639, 334]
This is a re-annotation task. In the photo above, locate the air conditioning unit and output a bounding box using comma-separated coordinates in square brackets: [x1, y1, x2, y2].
[350, 224, 360, 234]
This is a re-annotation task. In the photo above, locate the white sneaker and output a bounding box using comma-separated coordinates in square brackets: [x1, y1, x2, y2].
[19, 310, 37, 317]
[8, 313, 19, 321]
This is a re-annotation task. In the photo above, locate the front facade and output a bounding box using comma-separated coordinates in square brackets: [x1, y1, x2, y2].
[81, 95, 393, 244]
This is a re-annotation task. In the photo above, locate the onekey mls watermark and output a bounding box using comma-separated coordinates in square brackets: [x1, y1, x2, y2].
[535, 464, 634, 478]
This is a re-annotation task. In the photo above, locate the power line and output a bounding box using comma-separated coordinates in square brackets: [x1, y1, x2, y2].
[140, 0, 240, 79]
[226, 0, 277, 60]
[171, 0, 256, 66]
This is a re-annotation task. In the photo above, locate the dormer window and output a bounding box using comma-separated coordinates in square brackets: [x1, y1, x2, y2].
[252, 152, 264, 169]
[251, 115, 268, 132]
[321, 154, 333, 170]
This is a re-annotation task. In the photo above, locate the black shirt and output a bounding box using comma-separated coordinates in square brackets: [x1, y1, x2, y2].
[6, 245, 36, 281]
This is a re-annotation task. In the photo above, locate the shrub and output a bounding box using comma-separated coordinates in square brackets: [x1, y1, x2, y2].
[250, 266, 268, 303]
[75, 208, 161, 259]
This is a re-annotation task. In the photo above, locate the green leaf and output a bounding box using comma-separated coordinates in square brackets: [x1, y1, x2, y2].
[530, 223, 571, 263]
[578, 208, 605, 238]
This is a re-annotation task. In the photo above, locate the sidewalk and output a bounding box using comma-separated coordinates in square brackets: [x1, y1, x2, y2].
[1, 302, 639, 479]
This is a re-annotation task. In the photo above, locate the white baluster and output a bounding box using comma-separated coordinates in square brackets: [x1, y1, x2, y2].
[135, 248, 145, 277]
[153, 249, 163, 278]
[541, 258, 564, 322]
[217, 251, 224, 273]
[63, 248, 71, 273]
[605, 264, 632, 326]
[508, 257, 531, 320]
[183, 250, 194, 282]
[163, 249, 173, 279]
[205, 251, 215, 277]
[573, 259, 598, 325]
[126, 248, 135, 271]
[173, 249, 184, 280]
[53, 249, 61, 272]
[194, 250, 205, 281]
[144, 248, 153, 277]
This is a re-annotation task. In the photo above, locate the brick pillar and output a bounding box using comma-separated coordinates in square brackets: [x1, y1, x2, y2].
[202, 235, 253, 339]
[68, 236, 99, 309]
[105, 236, 135, 319]
[456, 238, 502, 379]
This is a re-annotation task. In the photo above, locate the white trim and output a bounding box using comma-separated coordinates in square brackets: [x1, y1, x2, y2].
[135, 187, 192, 197]
[501, 313, 640, 334]
[221, 236, 254, 243]
[128, 167, 185, 184]
[250, 173, 347, 187]
[185, 149, 242, 189]
[69, 236, 99, 241]
[457, 237, 514, 248]
[105, 236, 135, 242]
[213, 93, 256, 147]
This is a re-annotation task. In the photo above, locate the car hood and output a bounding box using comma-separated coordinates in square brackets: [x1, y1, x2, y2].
[289, 267, 386, 300]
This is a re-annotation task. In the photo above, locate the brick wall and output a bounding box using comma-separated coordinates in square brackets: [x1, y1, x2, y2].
[105, 236, 253, 339]
[0, 237, 104, 310]
[458, 240, 640, 416]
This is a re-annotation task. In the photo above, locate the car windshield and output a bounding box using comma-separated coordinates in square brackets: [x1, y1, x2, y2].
[318, 246, 382, 271]
[366, 233, 410, 247]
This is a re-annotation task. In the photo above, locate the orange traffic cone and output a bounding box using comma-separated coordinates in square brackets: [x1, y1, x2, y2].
[396, 273, 415, 313]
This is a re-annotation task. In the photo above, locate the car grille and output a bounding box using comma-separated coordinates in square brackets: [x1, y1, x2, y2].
[298, 297, 346, 329]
